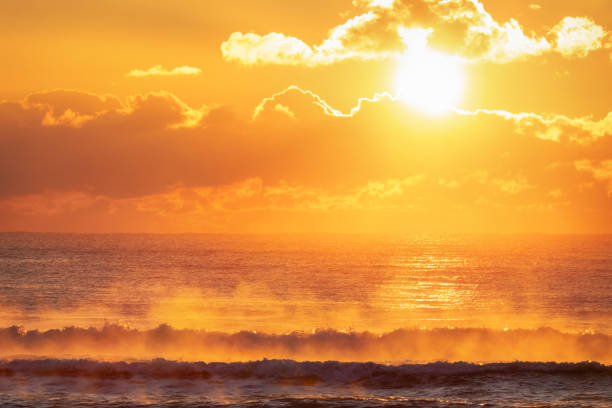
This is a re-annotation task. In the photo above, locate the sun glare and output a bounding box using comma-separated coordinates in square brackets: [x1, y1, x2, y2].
[394, 48, 465, 114]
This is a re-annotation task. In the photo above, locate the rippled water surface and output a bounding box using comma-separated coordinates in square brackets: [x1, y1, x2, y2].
[1, 233, 611, 332]
[0, 360, 610, 408]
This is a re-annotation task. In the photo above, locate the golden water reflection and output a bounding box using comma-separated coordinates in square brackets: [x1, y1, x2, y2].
[374, 253, 478, 321]
[1, 234, 611, 334]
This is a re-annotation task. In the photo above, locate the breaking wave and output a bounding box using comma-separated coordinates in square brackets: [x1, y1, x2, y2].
[0, 325, 611, 363]
[0, 359, 610, 387]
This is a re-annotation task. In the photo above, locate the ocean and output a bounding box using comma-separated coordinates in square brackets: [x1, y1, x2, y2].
[0, 233, 610, 407]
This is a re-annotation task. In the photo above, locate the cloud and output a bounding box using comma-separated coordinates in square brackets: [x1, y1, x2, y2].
[221, 12, 385, 66]
[0, 176, 428, 233]
[24, 90, 123, 114]
[430, 0, 551, 62]
[1, 87, 612, 232]
[255, 85, 612, 146]
[126, 65, 202, 77]
[549, 17, 607, 58]
[574, 160, 612, 195]
[493, 177, 533, 194]
[221, 32, 317, 66]
[9, 90, 124, 128]
[272, 104, 295, 119]
[252, 84, 393, 120]
[355, 0, 396, 9]
[453, 107, 612, 144]
[0, 90, 211, 198]
[221, 0, 608, 66]
[536, 126, 562, 142]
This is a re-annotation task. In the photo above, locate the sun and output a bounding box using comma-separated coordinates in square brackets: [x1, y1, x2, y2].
[394, 45, 465, 114]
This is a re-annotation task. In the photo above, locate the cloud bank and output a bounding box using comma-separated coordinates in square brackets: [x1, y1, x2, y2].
[1, 86, 611, 232]
[221, 0, 610, 66]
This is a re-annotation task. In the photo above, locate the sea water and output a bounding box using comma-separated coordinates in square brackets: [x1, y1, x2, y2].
[0, 233, 610, 407]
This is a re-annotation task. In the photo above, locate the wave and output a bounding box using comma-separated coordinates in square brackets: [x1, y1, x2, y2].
[0, 358, 610, 387]
[0, 325, 611, 363]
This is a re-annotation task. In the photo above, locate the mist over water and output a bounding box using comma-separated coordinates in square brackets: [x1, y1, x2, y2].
[1, 325, 611, 363]
[1, 233, 611, 333]
[0, 233, 611, 406]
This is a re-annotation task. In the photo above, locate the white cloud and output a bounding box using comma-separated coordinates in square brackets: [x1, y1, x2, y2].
[126, 65, 202, 77]
[221, 0, 609, 67]
[550, 17, 606, 58]
[221, 32, 316, 66]
[221, 12, 384, 66]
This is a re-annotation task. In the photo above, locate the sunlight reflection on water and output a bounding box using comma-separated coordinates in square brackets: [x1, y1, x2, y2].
[0, 233, 610, 333]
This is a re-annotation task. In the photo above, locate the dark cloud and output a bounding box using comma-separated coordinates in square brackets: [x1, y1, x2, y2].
[0, 87, 611, 232]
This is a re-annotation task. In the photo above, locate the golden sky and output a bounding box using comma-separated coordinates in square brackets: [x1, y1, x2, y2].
[1, 0, 611, 233]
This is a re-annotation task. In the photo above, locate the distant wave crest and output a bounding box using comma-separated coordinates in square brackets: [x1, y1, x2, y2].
[1, 325, 611, 363]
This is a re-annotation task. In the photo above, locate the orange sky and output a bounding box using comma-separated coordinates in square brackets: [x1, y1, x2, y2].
[1, 0, 611, 233]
